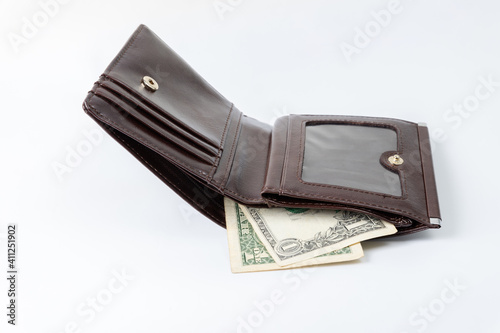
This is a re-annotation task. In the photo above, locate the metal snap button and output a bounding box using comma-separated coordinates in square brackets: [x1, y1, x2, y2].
[388, 154, 404, 166]
[142, 76, 159, 92]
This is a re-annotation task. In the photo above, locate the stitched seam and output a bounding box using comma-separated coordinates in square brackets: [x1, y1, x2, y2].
[221, 112, 242, 189]
[209, 103, 233, 180]
[87, 94, 210, 177]
[295, 119, 408, 199]
[113, 134, 224, 224]
[224, 188, 264, 202]
[265, 190, 426, 222]
[417, 126, 431, 218]
[297, 114, 417, 125]
[262, 197, 409, 226]
[279, 117, 291, 194]
[262, 187, 280, 191]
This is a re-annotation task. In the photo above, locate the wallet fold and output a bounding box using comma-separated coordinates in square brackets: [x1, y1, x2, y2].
[83, 24, 441, 236]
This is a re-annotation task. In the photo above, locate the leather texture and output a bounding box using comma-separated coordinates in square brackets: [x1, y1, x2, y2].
[83, 25, 441, 236]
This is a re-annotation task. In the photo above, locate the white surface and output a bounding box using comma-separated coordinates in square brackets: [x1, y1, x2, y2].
[1, 0, 499, 332]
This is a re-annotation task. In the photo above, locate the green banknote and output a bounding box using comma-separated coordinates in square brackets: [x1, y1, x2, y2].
[224, 198, 363, 273]
[238, 202, 396, 267]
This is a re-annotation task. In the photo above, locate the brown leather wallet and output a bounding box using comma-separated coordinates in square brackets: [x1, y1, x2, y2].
[82, 25, 441, 236]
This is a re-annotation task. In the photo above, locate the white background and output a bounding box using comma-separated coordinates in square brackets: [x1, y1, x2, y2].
[1, 0, 499, 332]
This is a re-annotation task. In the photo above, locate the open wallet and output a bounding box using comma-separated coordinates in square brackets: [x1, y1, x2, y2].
[82, 25, 441, 236]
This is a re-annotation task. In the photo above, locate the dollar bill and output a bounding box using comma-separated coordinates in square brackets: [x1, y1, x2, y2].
[238, 203, 397, 267]
[224, 198, 363, 273]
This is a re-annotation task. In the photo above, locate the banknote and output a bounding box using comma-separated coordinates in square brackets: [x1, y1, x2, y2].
[224, 198, 363, 273]
[238, 203, 397, 266]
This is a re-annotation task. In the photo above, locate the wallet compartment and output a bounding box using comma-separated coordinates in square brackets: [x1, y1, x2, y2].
[262, 115, 441, 233]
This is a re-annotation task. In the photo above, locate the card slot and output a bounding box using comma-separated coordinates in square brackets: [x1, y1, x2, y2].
[93, 89, 217, 166]
[96, 83, 220, 157]
[99, 78, 221, 152]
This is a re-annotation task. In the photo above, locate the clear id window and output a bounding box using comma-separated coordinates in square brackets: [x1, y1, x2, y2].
[301, 124, 402, 196]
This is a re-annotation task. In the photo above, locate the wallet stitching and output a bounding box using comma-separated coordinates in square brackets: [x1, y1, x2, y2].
[297, 114, 417, 125]
[223, 188, 264, 202]
[295, 119, 408, 200]
[113, 133, 224, 224]
[210, 103, 234, 181]
[87, 94, 211, 178]
[279, 116, 292, 194]
[220, 111, 242, 188]
[259, 192, 410, 226]
[263, 192, 426, 222]
[416, 126, 435, 219]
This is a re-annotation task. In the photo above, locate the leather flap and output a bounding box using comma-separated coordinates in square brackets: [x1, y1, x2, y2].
[84, 25, 241, 181]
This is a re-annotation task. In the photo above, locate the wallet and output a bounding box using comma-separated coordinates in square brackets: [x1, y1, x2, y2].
[82, 25, 441, 236]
